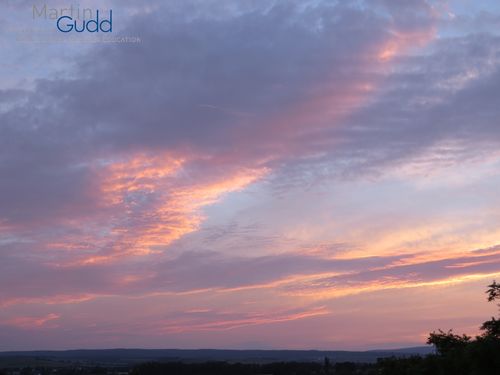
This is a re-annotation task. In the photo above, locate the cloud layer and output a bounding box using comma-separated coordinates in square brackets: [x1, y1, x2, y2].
[0, 0, 499, 350]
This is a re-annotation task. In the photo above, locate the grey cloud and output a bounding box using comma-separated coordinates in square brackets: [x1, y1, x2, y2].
[2, 242, 498, 303]
[272, 33, 500, 186]
[0, 0, 401, 227]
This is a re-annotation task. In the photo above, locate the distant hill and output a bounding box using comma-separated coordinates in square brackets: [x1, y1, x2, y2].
[0, 347, 434, 367]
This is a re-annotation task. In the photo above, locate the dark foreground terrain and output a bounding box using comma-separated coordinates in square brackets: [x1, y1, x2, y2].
[0, 347, 431, 375]
[0, 339, 498, 375]
[0, 347, 431, 367]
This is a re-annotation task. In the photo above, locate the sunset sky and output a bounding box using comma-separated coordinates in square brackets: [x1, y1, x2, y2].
[1, 0, 500, 351]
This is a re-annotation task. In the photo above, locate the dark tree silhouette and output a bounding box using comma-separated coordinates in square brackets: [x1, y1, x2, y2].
[380, 280, 500, 374]
[426, 329, 470, 355]
[486, 280, 500, 303]
[323, 356, 331, 374]
[480, 317, 500, 338]
[480, 280, 500, 339]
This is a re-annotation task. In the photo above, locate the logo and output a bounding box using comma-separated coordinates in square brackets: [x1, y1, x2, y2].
[32, 4, 113, 33]
[57, 10, 112, 33]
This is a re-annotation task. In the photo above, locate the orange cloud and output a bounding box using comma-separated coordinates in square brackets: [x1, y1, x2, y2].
[3, 313, 60, 329]
[157, 306, 329, 333]
[46, 153, 268, 265]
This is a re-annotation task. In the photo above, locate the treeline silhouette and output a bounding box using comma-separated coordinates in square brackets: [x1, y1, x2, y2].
[130, 281, 500, 375]
[130, 360, 376, 375]
[377, 280, 500, 375]
[0, 367, 113, 375]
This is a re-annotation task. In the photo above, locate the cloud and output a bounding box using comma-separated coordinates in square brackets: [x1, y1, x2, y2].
[1, 0, 499, 349]
[292, 33, 500, 180]
[0, 0, 436, 276]
[0, 0, 434, 226]
[1, 240, 498, 307]
[1, 313, 60, 329]
[153, 306, 330, 333]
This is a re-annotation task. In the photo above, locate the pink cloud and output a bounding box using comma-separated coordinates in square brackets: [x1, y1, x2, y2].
[3, 313, 60, 330]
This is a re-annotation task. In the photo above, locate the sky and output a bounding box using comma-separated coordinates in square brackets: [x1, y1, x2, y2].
[0, 0, 500, 351]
